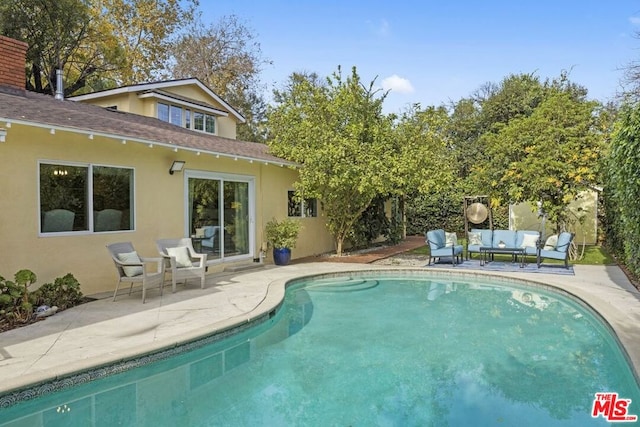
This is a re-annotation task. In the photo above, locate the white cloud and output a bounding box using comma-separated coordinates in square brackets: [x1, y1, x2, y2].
[630, 16, 640, 25]
[381, 75, 414, 94]
[366, 19, 390, 37]
[378, 19, 390, 37]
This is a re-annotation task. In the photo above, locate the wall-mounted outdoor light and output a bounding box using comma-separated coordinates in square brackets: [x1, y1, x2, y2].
[169, 160, 186, 175]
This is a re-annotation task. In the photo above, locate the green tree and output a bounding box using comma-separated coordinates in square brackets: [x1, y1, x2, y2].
[390, 104, 454, 196]
[475, 79, 602, 231]
[171, 15, 270, 142]
[447, 98, 483, 179]
[95, 0, 197, 85]
[0, 0, 196, 96]
[477, 73, 545, 129]
[267, 67, 395, 255]
[0, 0, 121, 95]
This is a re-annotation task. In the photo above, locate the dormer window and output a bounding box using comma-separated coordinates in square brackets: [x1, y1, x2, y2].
[159, 103, 216, 134]
[158, 103, 183, 126]
[193, 111, 216, 134]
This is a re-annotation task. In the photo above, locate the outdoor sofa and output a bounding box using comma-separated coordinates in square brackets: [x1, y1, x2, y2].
[467, 229, 540, 262]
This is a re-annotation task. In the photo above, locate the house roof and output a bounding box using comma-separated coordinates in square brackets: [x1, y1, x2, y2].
[137, 89, 229, 117]
[67, 78, 246, 124]
[0, 86, 292, 166]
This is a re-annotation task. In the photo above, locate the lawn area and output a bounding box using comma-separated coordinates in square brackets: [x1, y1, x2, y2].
[410, 240, 616, 265]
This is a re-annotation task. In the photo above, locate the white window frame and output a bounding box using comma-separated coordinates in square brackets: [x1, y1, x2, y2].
[204, 113, 216, 134]
[288, 190, 317, 218]
[158, 102, 183, 126]
[184, 170, 255, 263]
[38, 160, 136, 236]
[157, 102, 217, 135]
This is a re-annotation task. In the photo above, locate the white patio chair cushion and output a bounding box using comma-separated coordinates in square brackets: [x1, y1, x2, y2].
[116, 251, 143, 277]
[520, 233, 539, 249]
[543, 235, 558, 250]
[468, 231, 482, 246]
[166, 246, 193, 268]
[445, 232, 458, 247]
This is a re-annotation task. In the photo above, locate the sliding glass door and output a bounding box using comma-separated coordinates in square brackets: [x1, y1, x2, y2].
[187, 172, 253, 261]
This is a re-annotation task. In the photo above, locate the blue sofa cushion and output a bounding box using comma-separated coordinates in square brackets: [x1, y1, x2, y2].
[431, 245, 463, 257]
[538, 248, 567, 260]
[492, 230, 517, 248]
[555, 232, 573, 253]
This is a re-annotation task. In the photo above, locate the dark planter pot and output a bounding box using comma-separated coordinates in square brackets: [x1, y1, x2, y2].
[273, 248, 292, 266]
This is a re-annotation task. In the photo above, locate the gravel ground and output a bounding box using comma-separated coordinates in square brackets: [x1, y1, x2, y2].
[372, 253, 426, 267]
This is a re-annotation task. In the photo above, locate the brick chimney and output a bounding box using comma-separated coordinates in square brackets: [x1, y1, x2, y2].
[0, 36, 28, 91]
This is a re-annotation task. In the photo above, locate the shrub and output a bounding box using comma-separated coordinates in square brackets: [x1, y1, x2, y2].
[265, 218, 301, 249]
[0, 270, 37, 325]
[1, 270, 84, 331]
[34, 273, 83, 310]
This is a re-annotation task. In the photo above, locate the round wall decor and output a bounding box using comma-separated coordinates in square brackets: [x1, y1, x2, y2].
[466, 202, 488, 224]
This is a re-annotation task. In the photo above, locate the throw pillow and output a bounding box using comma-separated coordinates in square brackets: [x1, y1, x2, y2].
[468, 231, 482, 246]
[543, 235, 558, 250]
[520, 234, 539, 249]
[445, 232, 458, 247]
[166, 246, 193, 268]
[116, 251, 143, 277]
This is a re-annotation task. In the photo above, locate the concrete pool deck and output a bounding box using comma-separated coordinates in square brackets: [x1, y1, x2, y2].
[1, 258, 640, 397]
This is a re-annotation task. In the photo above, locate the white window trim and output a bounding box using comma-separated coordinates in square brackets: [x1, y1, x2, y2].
[288, 190, 317, 218]
[37, 160, 136, 236]
[182, 108, 217, 135]
[184, 170, 255, 263]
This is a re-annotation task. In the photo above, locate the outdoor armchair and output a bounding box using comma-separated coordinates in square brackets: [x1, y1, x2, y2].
[537, 232, 574, 269]
[156, 238, 208, 292]
[106, 241, 165, 303]
[425, 229, 463, 266]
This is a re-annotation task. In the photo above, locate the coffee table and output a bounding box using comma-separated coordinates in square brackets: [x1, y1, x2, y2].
[479, 246, 526, 268]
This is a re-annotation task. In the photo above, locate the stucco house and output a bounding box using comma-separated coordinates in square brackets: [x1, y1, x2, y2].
[0, 35, 334, 296]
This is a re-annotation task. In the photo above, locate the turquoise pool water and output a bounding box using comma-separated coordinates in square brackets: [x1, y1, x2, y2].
[1, 274, 638, 426]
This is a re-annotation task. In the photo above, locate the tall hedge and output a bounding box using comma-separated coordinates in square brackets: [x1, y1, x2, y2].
[607, 103, 640, 276]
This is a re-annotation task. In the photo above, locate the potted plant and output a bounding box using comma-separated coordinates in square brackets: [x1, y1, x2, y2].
[265, 218, 301, 265]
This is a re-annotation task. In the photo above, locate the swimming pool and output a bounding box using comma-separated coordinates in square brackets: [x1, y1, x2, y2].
[1, 273, 638, 426]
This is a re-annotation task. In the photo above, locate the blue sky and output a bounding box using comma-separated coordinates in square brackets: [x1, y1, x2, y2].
[201, 1, 640, 113]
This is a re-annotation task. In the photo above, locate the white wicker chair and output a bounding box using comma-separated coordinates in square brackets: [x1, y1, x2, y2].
[106, 242, 165, 303]
[156, 238, 208, 292]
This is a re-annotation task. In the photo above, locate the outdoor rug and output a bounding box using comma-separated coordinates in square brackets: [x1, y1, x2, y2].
[425, 259, 575, 276]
